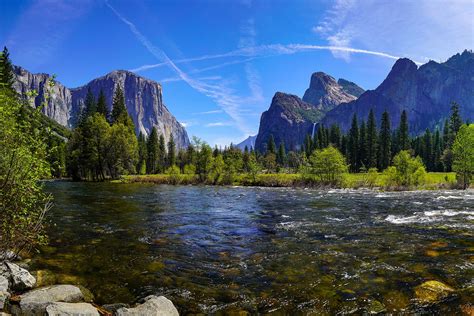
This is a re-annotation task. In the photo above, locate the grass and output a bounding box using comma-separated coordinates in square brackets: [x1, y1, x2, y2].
[119, 172, 459, 190]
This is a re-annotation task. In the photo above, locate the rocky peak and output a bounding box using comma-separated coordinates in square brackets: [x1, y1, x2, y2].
[302, 71, 358, 111]
[337, 78, 365, 98]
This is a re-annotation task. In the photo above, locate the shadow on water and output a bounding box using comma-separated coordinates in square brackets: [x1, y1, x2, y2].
[31, 182, 474, 314]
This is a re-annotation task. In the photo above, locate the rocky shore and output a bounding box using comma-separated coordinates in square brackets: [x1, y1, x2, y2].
[0, 260, 179, 316]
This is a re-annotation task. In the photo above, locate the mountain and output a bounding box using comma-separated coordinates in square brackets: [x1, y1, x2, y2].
[13, 67, 190, 148]
[254, 72, 363, 152]
[337, 78, 365, 98]
[235, 135, 257, 151]
[320, 50, 474, 134]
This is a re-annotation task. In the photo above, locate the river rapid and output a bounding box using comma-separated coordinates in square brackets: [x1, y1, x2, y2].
[32, 182, 473, 314]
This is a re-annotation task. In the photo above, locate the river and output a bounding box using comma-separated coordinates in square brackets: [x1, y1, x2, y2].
[31, 182, 473, 314]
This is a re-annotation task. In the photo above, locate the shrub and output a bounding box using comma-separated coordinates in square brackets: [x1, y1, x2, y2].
[384, 150, 427, 188]
[165, 165, 181, 184]
[308, 146, 348, 185]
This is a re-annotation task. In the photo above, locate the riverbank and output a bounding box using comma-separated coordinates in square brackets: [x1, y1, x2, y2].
[117, 172, 460, 190]
[0, 259, 179, 315]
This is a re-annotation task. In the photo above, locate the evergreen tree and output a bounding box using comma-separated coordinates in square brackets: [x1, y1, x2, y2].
[398, 110, 410, 150]
[96, 89, 108, 119]
[111, 85, 127, 124]
[137, 132, 147, 174]
[378, 111, 391, 170]
[422, 128, 433, 171]
[267, 134, 276, 155]
[167, 134, 176, 167]
[304, 134, 313, 158]
[433, 129, 443, 171]
[146, 128, 159, 174]
[158, 134, 166, 172]
[359, 120, 367, 169]
[0, 46, 15, 92]
[367, 109, 378, 168]
[448, 101, 462, 146]
[329, 124, 341, 149]
[348, 113, 359, 172]
[277, 142, 286, 167]
[84, 87, 97, 118]
[242, 146, 250, 172]
[442, 118, 450, 149]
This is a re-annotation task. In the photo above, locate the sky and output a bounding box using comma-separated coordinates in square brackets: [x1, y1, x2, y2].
[1, 0, 473, 146]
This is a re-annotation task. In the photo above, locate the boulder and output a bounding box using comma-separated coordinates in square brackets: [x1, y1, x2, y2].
[5, 263, 35, 291]
[45, 302, 99, 316]
[0, 291, 10, 310]
[116, 296, 179, 316]
[0, 276, 8, 292]
[414, 280, 455, 304]
[14, 285, 84, 316]
[102, 303, 129, 314]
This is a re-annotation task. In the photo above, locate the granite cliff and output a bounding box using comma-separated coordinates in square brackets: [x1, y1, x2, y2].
[13, 67, 190, 148]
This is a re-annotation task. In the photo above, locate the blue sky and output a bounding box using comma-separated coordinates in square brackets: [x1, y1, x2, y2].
[1, 0, 473, 146]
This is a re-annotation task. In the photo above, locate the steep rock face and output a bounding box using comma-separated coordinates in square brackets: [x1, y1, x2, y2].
[302, 72, 358, 111]
[255, 92, 315, 152]
[254, 72, 362, 152]
[320, 50, 474, 133]
[235, 135, 257, 151]
[337, 78, 365, 98]
[13, 67, 189, 148]
[71, 70, 189, 148]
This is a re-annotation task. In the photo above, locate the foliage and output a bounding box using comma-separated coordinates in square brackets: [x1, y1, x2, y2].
[452, 124, 474, 189]
[383, 150, 426, 187]
[165, 165, 181, 184]
[308, 146, 348, 184]
[0, 88, 51, 257]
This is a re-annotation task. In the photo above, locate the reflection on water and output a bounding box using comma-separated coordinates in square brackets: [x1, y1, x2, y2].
[32, 182, 474, 314]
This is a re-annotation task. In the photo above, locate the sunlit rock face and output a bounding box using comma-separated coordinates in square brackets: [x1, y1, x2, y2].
[13, 67, 190, 148]
[255, 72, 362, 152]
[320, 50, 474, 134]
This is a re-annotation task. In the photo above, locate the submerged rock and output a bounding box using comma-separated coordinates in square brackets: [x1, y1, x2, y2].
[45, 302, 99, 316]
[5, 262, 36, 291]
[415, 280, 455, 304]
[116, 295, 178, 316]
[102, 303, 130, 314]
[13, 284, 84, 315]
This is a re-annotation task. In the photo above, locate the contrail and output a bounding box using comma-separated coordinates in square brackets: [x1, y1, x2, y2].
[130, 43, 423, 73]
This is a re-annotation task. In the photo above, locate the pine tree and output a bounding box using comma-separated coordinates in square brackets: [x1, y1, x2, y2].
[398, 110, 410, 150]
[367, 109, 378, 168]
[167, 134, 176, 167]
[158, 134, 166, 172]
[146, 128, 159, 174]
[137, 132, 147, 174]
[329, 124, 341, 149]
[97, 89, 108, 119]
[348, 113, 359, 172]
[378, 111, 391, 170]
[423, 128, 433, 171]
[448, 101, 462, 146]
[359, 120, 367, 169]
[0, 46, 15, 92]
[304, 134, 313, 158]
[84, 87, 97, 118]
[267, 134, 276, 155]
[442, 118, 450, 149]
[111, 85, 127, 124]
[277, 142, 286, 167]
[433, 129, 443, 171]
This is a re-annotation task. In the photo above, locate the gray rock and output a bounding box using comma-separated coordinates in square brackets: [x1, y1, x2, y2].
[0, 251, 19, 262]
[0, 312, 12, 316]
[102, 303, 129, 313]
[5, 263, 35, 291]
[45, 302, 99, 316]
[0, 276, 8, 292]
[0, 291, 10, 310]
[320, 50, 474, 134]
[13, 67, 190, 149]
[116, 296, 178, 316]
[15, 285, 84, 316]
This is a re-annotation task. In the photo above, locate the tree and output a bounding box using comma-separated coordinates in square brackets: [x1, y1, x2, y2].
[1, 89, 51, 257]
[267, 134, 276, 155]
[386, 150, 426, 187]
[137, 132, 147, 174]
[422, 128, 433, 171]
[84, 87, 97, 118]
[111, 85, 127, 124]
[449, 102, 462, 145]
[359, 120, 367, 169]
[309, 146, 348, 184]
[247, 151, 261, 183]
[378, 111, 391, 170]
[277, 141, 286, 167]
[398, 110, 410, 150]
[146, 128, 159, 174]
[329, 124, 341, 149]
[96, 89, 108, 119]
[348, 113, 359, 172]
[452, 124, 474, 189]
[196, 143, 213, 181]
[107, 122, 139, 178]
[367, 109, 378, 168]
[208, 154, 224, 184]
[0, 46, 15, 93]
[167, 134, 176, 167]
[158, 134, 166, 173]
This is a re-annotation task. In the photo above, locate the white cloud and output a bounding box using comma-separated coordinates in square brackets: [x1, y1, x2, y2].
[313, 0, 474, 62]
[194, 109, 224, 115]
[205, 122, 233, 127]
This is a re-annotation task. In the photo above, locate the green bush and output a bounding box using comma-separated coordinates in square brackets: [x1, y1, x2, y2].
[308, 146, 348, 185]
[383, 150, 427, 188]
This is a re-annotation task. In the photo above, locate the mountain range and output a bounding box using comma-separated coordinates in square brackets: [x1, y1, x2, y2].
[247, 50, 473, 152]
[13, 67, 190, 148]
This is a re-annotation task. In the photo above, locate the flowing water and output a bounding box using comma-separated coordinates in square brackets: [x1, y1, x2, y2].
[32, 182, 473, 314]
